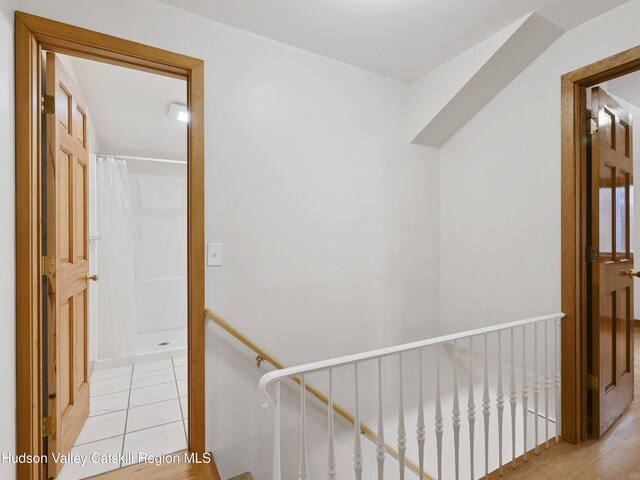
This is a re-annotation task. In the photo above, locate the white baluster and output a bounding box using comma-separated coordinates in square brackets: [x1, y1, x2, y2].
[435, 345, 444, 480]
[544, 320, 551, 449]
[397, 354, 406, 480]
[497, 331, 505, 476]
[468, 337, 476, 480]
[482, 334, 491, 479]
[299, 375, 310, 480]
[555, 317, 561, 443]
[453, 341, 461, 480]
[273, 381, 282, 480]
[328, 369, 336, 480]
[417, 349, 426, 478]
[534, 323, 540, 455]
[354, 364, 364, 480]
[522, 325, 529, 462]
[509, 328, 517, 469]
[377, 358, 385, 480]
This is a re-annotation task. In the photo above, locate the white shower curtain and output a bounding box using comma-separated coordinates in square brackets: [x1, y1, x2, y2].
[97, 154, 137, 359]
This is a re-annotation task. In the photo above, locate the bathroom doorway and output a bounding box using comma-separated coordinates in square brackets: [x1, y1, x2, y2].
[15, 12, 206, 480]
[41, 52, 190, 479]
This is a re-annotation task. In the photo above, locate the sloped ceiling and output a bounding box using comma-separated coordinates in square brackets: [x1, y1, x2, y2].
[608, 71, 640, 110]
[411, 13, 563, 147]
[158, 0, 628, 83]
[409, 0, 633, 147]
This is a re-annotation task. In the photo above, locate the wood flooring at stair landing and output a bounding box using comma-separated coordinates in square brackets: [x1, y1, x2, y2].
[87, 461, 194, 480]
[87, 450, 221, 480]
[488, 326, 640, 480]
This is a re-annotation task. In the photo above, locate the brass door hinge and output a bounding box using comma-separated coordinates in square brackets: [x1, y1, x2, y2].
[42, 416, 56, 437]
[587, 246, 598, 263]
[589, 117, 599, 135]
[42, 256, 56, 276]
[587, 374, 599, 390]
[41, 94, 55, 115]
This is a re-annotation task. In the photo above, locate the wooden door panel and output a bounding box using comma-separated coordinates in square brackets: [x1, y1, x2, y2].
[590, 87, 635, 437]
[599, 163, 615, 259]
[619, 120, 631, 157]
[73, 291, 88, 392]
[603, 107, 616, 148]
[46, 52, 91, 478]
[601, 290, 615, 392]
[618, 171, 630, 258]
[74, 105, 86, 146]
[56, 82, 71, 132]
[615, 286, 631, 379]
[74, 159, 87, 261]
[59, 148, 72, 265]
[58, 298, 72, 415]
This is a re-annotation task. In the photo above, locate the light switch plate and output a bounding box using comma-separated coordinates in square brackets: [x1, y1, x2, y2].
[207, 243, 223, 267]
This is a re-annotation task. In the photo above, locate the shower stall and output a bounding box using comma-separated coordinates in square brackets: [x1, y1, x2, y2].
[92, 154, 187, 361]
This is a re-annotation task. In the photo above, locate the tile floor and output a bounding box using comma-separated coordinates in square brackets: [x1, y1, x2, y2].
[57, 353, 189, 480]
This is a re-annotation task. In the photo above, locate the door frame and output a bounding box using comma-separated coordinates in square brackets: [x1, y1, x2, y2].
[561, 44, 640, 444]
[15, 12, 205, 480]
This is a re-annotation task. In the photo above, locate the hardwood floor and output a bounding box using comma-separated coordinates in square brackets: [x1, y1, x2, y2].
[488, 327, 640, 480]
[87, 461, 194, 480]
[88, 451, 221, 480]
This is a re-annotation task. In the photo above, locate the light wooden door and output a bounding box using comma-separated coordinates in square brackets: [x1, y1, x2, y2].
[45, 52, 91, 478]
[589, 86, 635, 437]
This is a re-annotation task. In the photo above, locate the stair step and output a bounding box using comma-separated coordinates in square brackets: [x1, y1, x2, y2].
[228, 474, 252, 480]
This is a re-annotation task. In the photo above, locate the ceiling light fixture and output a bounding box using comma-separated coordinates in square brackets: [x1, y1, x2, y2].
[168, 102, 189, 123]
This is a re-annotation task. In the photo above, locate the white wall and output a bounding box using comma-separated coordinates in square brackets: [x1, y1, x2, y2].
[5, 1, 441, 478]
[438, 0, 640, 334]
[0, 1, 15, 479]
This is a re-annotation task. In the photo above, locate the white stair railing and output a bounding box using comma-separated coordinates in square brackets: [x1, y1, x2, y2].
[260, 313, 564, 479]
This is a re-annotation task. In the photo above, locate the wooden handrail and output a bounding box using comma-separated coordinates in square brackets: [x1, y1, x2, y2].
[205, 308, 432, 479]
[206, 308, 288, 370]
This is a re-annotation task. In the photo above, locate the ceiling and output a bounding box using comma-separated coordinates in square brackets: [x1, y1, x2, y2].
[158, 0, 628, 83]
[63, 55, 188, 160]
[608, 71, 640, 110]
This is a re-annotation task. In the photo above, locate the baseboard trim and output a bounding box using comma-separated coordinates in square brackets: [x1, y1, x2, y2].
[93, 347, 188, 370]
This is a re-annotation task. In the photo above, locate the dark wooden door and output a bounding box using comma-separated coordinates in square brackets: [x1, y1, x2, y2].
[590, 86, 635, 437]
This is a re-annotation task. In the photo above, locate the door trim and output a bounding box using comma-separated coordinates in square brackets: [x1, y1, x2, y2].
[15, 12, 205, 479]
[561, 44, 640, 444]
